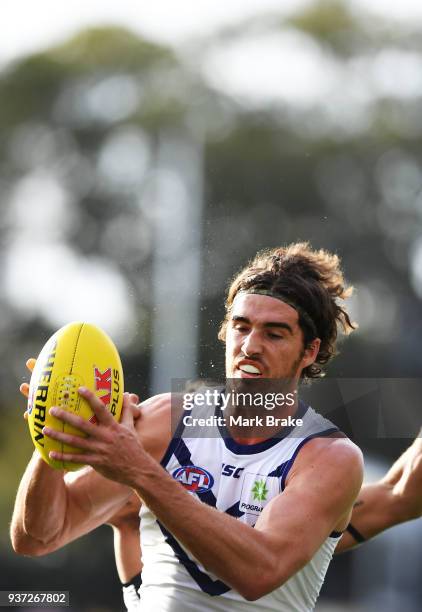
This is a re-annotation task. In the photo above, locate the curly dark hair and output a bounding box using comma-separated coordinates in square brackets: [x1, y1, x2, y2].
[218, 242, 356, 380]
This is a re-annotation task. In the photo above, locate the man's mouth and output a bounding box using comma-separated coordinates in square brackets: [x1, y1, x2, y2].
[238, 363, 262, 376]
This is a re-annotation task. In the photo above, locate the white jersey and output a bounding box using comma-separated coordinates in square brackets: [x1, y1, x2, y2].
[139, 393, 341, 611]
[122, 584, 141, 612]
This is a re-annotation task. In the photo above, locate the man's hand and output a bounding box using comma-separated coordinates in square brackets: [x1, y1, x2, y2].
[20, 359, 36, 419]
[20, 358, 36, 395]
[43, 389, 147, 486]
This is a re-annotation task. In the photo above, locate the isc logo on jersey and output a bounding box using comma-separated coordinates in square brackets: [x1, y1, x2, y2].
[172, 466, 214, 493]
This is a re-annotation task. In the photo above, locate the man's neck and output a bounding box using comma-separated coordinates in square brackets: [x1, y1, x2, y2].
[224, 393, 300, 445]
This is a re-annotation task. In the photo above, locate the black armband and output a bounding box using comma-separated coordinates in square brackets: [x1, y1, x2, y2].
[346, 523, 366, 543]
[122, 573, 142, 590]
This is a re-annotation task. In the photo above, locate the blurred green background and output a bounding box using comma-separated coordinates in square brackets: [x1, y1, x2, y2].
[1, 1, 422, 610]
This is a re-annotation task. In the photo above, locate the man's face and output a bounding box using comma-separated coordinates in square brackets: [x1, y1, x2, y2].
[224, 293, 319, 385]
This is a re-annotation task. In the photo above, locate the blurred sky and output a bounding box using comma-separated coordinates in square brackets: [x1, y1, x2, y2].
[2, 0, 422, 343]
[2, 0, 422, 66]
[2, 0, 422, 114]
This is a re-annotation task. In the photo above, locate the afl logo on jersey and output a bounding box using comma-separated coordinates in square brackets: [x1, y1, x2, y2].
[172, 466, 214, 493]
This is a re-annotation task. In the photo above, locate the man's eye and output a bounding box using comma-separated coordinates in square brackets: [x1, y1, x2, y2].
[268, 332, 283, 340]
[234, 325, 248, 332]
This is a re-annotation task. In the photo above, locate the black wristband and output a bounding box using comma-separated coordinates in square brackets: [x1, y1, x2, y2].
[122, 573, 142, 591]
[346, 523, 366, 543]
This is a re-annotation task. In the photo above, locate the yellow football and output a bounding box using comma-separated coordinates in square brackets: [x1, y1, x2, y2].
[27, 322, 124, 471]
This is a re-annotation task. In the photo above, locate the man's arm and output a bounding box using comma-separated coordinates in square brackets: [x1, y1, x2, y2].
[107, 495, 143, 612]
[10, 392, 171, 557]
[12, 361, 133, 556]
[336, 433, 422, 553]
[45, 390, 364, 601]
[10, 453, 132, 556]
[107, 494, 142, 583]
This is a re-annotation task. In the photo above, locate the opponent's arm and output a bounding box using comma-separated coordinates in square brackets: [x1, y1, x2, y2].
[107, 495, 143, 612]
[46, 390, 363, 601]
[106, 494, 142, 583]
[335, 432, 422, 553]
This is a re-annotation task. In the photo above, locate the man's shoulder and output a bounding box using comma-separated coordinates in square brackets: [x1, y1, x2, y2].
[299, 434, 362, 468]
[287, 434, 363, 490]
[284, 435, 363, 533]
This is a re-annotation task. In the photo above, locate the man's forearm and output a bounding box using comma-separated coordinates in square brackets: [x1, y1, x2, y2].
[132, 454, 285, 600]
[335, 481, 403, 553]
[337, 434, 422, 553]
[11, 452, 67, 554]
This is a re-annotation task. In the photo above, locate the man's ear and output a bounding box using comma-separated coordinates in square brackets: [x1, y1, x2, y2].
[301, 338, 321, 369]
[217, 320, 228, 343]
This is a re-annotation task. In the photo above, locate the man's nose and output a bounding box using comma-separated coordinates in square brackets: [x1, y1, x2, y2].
[241, 329, 262, 357]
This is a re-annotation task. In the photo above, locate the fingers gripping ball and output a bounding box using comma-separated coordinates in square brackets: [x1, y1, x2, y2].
[27, 322, 124, 471]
